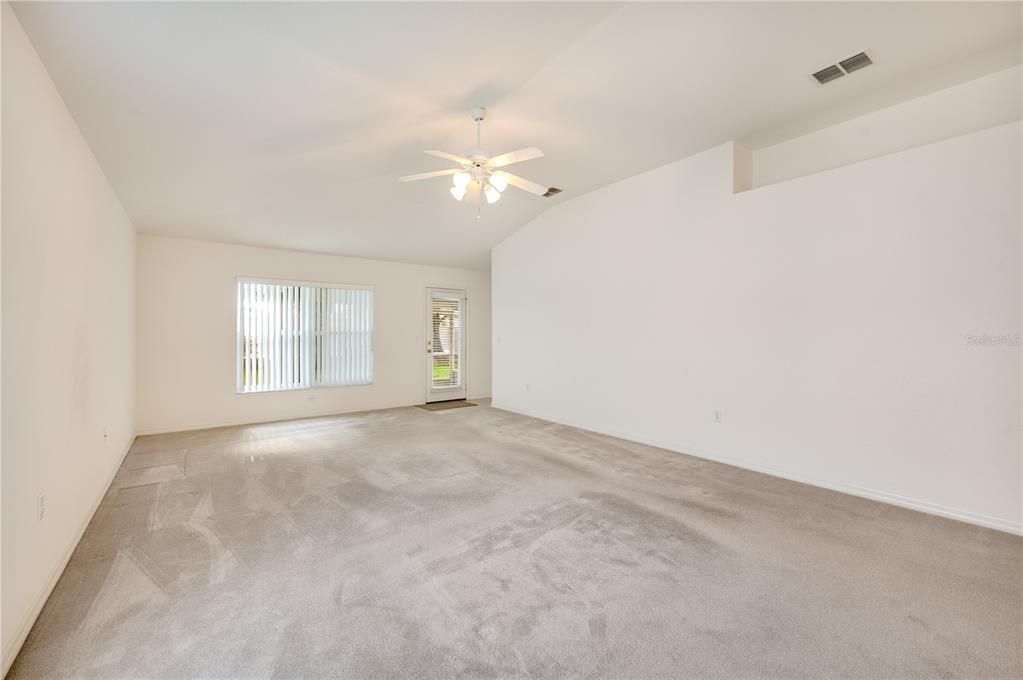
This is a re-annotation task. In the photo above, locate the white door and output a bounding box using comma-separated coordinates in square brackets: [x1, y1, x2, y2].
[426, 288, 467, 402]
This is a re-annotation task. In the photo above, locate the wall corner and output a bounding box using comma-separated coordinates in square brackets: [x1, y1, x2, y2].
[732, 141, 753, 193]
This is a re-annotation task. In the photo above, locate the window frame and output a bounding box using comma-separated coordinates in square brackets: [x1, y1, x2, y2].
[235, 276, 376, 394]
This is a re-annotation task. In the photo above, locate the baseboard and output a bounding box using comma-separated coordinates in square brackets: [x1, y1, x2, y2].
[2, 433, 135, 677]
[135, 405, 417, 436]
[492, 401, 1023, 536]
[136, 396, 495, 437]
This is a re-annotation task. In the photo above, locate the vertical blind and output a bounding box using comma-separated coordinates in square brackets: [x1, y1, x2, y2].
[237, 280, 373, 393]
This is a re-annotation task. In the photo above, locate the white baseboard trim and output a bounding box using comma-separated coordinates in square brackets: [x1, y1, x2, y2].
[135, 404, 419, 436]
[2, 433, 135, 677]
[492, 401, 1023, 536]
[135, 395, 494, 437]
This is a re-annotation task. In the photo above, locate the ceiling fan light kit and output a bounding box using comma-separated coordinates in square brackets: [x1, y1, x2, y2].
[399, 107, 561, 217]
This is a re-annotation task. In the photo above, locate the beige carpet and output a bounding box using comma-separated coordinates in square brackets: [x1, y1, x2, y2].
[9, 403, 1021, 678]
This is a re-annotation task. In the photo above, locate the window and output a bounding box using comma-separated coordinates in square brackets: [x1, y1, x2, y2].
[237, 279, 373, 393]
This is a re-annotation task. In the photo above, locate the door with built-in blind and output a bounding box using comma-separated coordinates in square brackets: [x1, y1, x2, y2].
[426, 288, 467, 402]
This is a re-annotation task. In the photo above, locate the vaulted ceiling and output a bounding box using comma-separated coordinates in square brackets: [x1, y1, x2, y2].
[12, 1, 1022, 269]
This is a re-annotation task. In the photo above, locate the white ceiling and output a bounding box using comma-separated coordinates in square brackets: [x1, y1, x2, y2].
[13, 1, 1022, 270]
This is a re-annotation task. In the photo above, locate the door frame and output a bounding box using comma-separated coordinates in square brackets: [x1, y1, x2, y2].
[425, 287, 468, 403]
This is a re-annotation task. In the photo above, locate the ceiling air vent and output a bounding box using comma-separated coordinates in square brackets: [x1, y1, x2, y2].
[812, 65, 845, 84]
[543, 187, 563, 198]
[812, 51, 873, 85]
[839, 51, 872, 73]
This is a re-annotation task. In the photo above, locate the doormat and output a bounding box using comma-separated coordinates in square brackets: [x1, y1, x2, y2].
[416, 400, 477, 412]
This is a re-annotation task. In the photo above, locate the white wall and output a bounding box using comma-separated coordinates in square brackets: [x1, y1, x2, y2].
[136, 235, 491, 434]
[0, 2, 5, 672]
[2, 4, 136, 672]
[752, 65, 1023, 188]
[493, 122, 1021, 534]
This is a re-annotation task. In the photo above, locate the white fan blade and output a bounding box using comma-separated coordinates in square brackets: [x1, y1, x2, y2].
[501, 172, 549, 197]
[488, 146, 544, 168]
[425, 150, 471, 165]
[399, 168, 461, 182]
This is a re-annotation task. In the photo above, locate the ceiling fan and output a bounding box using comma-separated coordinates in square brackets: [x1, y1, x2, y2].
[399, 108, 561, 216]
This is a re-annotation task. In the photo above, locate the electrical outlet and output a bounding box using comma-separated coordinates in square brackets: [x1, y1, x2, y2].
[525, 383, 531, 392]
[713, 410, 722, 424]
[37, 494, 46, 521]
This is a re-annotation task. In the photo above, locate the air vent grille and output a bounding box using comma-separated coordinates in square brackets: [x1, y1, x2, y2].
[543, 187, 563, 198]
[812, 51, 873, 85]
[812, 65, 845, 84]
[839, 52, 872, 73]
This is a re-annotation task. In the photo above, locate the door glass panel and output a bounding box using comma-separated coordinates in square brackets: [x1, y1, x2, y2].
[431, 295, 462, 389]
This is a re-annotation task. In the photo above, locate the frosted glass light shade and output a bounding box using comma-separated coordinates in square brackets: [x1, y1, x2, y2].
[484, 184, 501, 204]
[489, 174, 508, 192]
